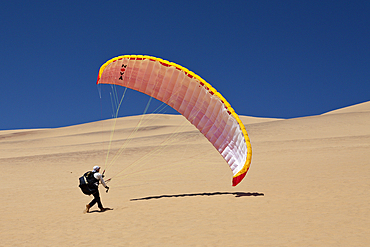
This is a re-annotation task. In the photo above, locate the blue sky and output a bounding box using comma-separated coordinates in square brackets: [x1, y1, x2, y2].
[1, 0, 369, 130]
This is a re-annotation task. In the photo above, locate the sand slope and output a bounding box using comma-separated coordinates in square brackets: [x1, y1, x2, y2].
[1, 102, 369, 246]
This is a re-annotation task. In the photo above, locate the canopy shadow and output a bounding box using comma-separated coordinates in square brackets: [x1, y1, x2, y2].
[130, 192, 264, 201]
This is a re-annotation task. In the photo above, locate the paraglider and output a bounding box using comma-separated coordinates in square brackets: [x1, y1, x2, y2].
[97, 55, 252, 186]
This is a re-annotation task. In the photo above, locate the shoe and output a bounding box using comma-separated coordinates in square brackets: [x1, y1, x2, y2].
[99, 207, 109, 212]
[84, 204, 91, 214]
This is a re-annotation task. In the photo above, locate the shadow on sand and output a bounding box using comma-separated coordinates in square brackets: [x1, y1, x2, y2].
[130, 192, 264, 201]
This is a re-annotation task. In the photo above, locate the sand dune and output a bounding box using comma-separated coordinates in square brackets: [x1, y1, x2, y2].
[323, 101, 370, 115]
[1, 102, 369, 246]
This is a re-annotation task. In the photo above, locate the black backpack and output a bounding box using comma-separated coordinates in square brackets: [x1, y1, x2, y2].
[78, 171, 98, 195]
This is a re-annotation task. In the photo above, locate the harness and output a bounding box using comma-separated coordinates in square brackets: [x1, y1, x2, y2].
[79, 171, 99, 195]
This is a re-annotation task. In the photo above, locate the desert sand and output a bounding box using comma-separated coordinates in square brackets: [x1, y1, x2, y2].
[1, 101, 369, 246]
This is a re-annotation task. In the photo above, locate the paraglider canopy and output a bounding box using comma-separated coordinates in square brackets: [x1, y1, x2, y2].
[97, 55, 252, 186]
